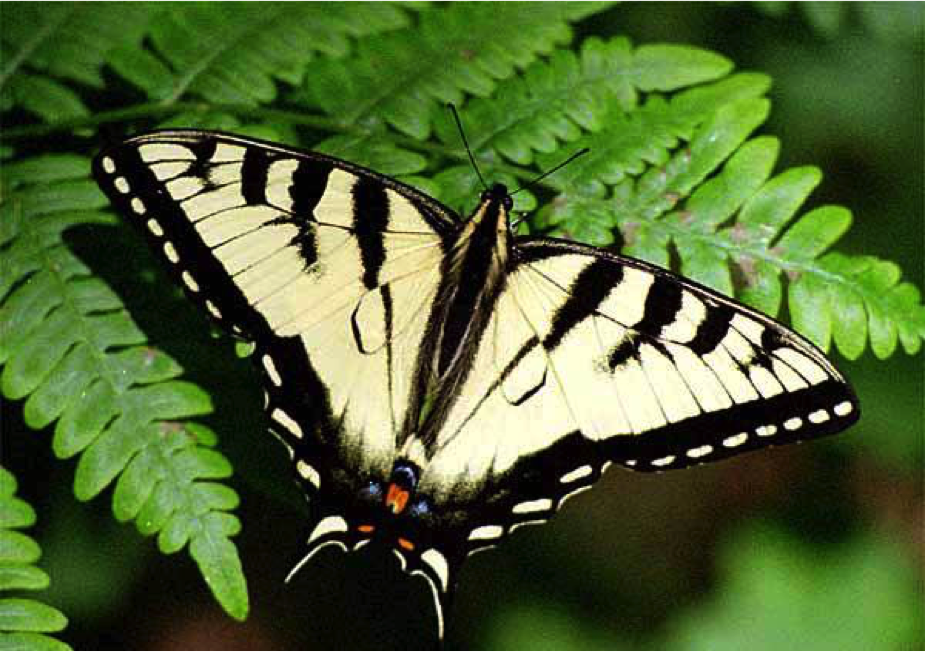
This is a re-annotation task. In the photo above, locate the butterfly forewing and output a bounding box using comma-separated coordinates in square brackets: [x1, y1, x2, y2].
[93, 130, 458, 483]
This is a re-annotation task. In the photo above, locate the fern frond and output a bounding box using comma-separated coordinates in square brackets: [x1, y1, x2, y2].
[542, 73, 772, 195]
[109, 3, 414, 107]
[0, 156, 248, 620]
[0, 467, 70, 651]
[428, 52, 764, 214]
[540, 105, 925, 358]
[432, 37, 733, 166]
[0, 4, 159, 121]
[296, 2, 613, 139]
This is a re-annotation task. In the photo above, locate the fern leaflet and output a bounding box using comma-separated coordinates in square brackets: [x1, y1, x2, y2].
[432, 37, 733, 165]
[110, 3, 415, 106]
[0, 467, 70, 651]
[426, 43, 765, 214]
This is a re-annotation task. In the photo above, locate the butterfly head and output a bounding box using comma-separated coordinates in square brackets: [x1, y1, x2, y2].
[469, 183, 515, 251]
[480, 183, 514, 212]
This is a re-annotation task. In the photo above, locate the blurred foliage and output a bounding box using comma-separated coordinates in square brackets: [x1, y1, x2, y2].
[665, 523, 921, 649]
[1, 2, 922, 650]
[755, 1, 925, 42]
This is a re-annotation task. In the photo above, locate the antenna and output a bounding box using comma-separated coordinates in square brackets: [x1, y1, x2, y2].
[510, 147, 590, 196]
[447, 103, 488, 192]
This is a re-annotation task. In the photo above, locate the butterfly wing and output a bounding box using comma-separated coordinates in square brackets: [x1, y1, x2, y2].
[419, 236, 859, 554]
[93, 130, 459, 502]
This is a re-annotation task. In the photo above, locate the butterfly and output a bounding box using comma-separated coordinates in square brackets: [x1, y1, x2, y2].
[93, 129, 859, 639]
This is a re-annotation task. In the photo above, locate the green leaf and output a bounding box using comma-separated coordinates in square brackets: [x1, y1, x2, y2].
[433, 38, 731, 167]
[540, 87, 923, 356]
[0, 468, 70, 650]
[0, 4, 159, 120]
[630, 43, 732, 90]
[790, 271, 833, 350]
[0, 598, 67, 633]
[0, 566, 50, 593]
[2, 74, 88, 122]
[188, 512, 248, 620]
[0, 632, 71, 651]
[0, 494, 35, 530]
[0, 530, 40, 566]
[544, 73, 772, 196]
[297, 3, 612, 139]
[776, 205, 852, 259]
[0, 160, 248, 620]
[111, 3, 414, 106]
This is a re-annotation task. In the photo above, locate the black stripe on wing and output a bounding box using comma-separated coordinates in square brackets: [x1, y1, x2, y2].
[352, 176, 390, 289]
[688, 302, 734, 354]
[240, 146, 271, 205]
[544, 258, 624, 350]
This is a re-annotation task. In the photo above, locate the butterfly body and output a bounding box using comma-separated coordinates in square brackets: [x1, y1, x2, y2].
[93, 130, 859, 639]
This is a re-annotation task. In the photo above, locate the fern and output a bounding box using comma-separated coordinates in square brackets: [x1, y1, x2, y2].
[428, 43, 761, 212]
[296, 2, 611, 139]
[108, 3, 415, 106]
[0, 1, 922, 635]
[0, 3, 416, 123]
[0, 156, 247, 620]
[432, 37, 734, 165]
[0, 4, 160, 121]
[0, 467, 69, 651]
